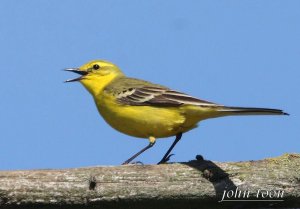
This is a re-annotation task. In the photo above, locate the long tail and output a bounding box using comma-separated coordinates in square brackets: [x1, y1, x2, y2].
[218, 106, 289, 116]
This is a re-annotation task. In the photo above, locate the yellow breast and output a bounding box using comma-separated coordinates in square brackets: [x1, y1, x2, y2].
[94, 93, 190, 138]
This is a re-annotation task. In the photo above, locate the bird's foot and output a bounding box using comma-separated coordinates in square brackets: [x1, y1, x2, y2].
[157, 154, 175, 165]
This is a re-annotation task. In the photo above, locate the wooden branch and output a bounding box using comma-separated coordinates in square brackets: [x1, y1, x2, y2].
[0, 154, 299, 209]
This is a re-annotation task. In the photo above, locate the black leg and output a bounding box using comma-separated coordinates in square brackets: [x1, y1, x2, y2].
[157, 133, 183, 164]
[122, 138, 156, 165]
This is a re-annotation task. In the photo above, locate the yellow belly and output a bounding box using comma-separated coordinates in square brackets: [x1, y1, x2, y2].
[94, 93, 218, 138]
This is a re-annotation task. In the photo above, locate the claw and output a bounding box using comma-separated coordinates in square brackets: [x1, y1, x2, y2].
[158, 154, 175, 164]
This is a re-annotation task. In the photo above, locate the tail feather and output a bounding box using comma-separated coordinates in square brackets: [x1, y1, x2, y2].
[219, 106, 289, 116]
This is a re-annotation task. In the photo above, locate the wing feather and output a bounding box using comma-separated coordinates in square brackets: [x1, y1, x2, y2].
[117, 86, 219, 107]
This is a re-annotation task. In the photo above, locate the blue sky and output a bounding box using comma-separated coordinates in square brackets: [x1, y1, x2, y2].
[0, 1, 299, 170]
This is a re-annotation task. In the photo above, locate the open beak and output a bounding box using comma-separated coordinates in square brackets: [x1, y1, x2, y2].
[64, 68, 88, 82]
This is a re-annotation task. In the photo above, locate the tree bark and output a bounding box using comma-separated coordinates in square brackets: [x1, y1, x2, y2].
[0, 153, 299, 209]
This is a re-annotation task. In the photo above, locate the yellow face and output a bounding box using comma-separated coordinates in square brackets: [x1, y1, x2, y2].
[65, 60, 124, 96]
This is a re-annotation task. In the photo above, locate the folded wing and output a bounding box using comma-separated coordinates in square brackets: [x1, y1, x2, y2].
[117, 86, 220, 107]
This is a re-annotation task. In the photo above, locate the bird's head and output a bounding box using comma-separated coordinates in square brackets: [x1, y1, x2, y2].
[65, 60, 124, 95]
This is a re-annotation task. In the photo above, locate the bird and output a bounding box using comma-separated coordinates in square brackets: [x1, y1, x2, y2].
[65, 60, 288, 164]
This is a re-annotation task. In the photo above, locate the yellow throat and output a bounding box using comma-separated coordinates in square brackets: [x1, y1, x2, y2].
[78, 60, 124, 96]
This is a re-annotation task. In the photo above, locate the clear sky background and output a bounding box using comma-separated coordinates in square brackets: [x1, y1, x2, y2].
[0, 1, 299, 170]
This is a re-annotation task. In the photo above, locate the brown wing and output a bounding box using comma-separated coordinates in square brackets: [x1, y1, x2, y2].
[116, 86, 220, 107]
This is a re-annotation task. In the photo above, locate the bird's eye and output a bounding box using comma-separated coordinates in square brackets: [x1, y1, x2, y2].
[93, 64, 100, 70]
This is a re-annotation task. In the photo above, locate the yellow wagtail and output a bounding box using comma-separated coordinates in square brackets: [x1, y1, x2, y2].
[65, 60, 288, 164]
